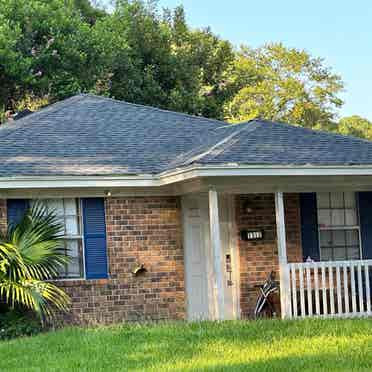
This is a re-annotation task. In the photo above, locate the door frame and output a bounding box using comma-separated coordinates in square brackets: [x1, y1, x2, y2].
[225, 194, 241, 319]
[182, 193, 240, 320]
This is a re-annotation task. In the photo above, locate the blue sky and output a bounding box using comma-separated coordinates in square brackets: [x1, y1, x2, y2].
[103, 0, 372, 120]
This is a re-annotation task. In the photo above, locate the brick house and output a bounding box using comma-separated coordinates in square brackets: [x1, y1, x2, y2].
[1, 94, 372, 324]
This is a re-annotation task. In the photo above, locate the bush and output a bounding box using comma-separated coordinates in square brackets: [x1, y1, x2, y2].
[0, 311, 42, 340]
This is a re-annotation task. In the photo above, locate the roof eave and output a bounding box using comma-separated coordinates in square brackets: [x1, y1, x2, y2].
[2, 164, 372, 189]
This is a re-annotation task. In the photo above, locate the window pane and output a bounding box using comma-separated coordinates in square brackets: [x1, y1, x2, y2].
[346, 230, 359, 246]
[344, 192, 356, 208]
[345, 209, 357, 226]
[64, 198, 77, 215]
[321, 248, 333, 261]
[320, 229, 360, 261]
[317, 193, 330, 208]
[333, 230, 346, 246]
[330, 192, 344, 208]
[46, 199, 64, 215]
[35, 199, 66, 233]
[68, 258, 81, 277]
[347, 246, 360, 260]
[334, 246, 347, 261]
[65, 216, 79, 235]
[331, 209, 345, 226]
[66, 240, 79, 258]
[65, 240, 82, 278]
[318, 210, 331, 227]
[320, 230, 332, 247]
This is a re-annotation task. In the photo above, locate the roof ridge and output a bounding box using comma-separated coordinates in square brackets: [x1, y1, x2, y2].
[80, 93, 229, 126]
[171, 120, 259, 168]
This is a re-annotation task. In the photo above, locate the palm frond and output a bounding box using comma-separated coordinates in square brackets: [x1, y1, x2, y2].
[0, 201, 71, 319]
[2, 202, 69, 281]
[0, 279, 70, 318]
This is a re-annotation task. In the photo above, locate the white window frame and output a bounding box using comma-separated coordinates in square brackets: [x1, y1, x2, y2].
[33, 198, 86, 280]
[317, 192, 362, 261]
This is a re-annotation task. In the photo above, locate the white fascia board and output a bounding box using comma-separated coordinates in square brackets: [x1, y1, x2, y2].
[2, 165, 372, 189]
[0, 175, 161, 189]
[159, 165, 372, 184]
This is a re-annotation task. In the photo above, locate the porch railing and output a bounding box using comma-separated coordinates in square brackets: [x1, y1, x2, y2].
[285, 259, 372, 318]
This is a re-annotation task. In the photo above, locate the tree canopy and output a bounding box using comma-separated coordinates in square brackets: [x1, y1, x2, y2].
[0, 0, 371, 139]
[224, 44, 344, 130]
[337, 115, 372, 139]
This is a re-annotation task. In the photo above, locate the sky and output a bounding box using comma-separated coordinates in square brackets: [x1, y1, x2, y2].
[103, 0, 372, 120]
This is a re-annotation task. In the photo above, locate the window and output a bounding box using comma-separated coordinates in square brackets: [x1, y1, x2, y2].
[317, 192, 361, 261]
[32, 199, 84, 279]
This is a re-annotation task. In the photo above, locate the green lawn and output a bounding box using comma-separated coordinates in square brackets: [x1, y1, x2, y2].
[1, 318, 371, 371]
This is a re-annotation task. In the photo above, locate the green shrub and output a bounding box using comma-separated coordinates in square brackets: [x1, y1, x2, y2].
[0, 311, 42, 340]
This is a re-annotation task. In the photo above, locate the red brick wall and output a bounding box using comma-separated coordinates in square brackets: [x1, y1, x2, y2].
[0, 193, 303, 323]
[58, 197, 185, 324]
[236, 193, 302, 318]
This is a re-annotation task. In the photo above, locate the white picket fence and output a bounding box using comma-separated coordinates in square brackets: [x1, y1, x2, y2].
[285, 259, 372, 318]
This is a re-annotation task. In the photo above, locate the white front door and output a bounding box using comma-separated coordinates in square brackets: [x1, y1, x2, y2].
[182, 194, 239, 320]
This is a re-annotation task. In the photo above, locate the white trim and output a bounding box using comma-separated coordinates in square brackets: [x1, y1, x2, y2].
[275, 192, 287, 266]
[319, 226, 360, 231]
[209, 189, 225, 320]
[287, 259, 372, 318]
[3, 165, 372, 189]
[160, 165, 372, 184]
[227, 194, 241, 319]
[0, 175, 158, 189]
[275, 191, 292, 319]
[79, 198, 87, 281]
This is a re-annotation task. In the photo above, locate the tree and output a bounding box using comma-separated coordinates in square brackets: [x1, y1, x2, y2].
[224, 43, 344, 129]
[73, 0, 106, 25]
[0, 0, 234, 121]
[0, 203, 70, 320]
[337, 115, 372, 140]
[94, 1, 234, 119]
[167, 9, 234, 119]
[0, 0, 107, 116]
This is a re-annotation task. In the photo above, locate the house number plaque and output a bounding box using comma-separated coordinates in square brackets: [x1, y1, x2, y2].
[240, 230, 263, 241]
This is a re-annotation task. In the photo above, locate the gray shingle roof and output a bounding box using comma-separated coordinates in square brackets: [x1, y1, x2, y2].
[1, 94, 372, 177]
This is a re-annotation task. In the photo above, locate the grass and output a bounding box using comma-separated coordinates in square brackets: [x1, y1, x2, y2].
[0, 318, 371, 371]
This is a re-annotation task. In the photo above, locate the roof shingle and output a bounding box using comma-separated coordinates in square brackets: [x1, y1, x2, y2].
[1, 94, 372, 177]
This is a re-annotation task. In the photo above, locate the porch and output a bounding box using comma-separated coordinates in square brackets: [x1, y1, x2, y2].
[185, 173, 372, 321]
[285, 259, 372, 318]
[275, 191, 372, 319]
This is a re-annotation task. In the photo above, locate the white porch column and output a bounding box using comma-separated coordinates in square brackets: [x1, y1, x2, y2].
[209, 189, 225, 320]
[275, 191, 292, 319]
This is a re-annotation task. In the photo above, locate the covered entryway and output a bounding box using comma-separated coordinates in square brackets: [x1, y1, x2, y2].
[182, 193, 239, 320]
[179, 172, 372, 321]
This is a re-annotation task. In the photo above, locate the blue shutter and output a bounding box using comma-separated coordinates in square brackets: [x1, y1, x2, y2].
[82, 198, 108, 279]
[7, 199, 29, 227]
[358, 192, 372, 259]
[300, 193, 320, 261]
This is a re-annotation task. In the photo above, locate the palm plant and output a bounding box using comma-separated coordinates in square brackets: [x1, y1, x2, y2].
[0, 202, 70, 320]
